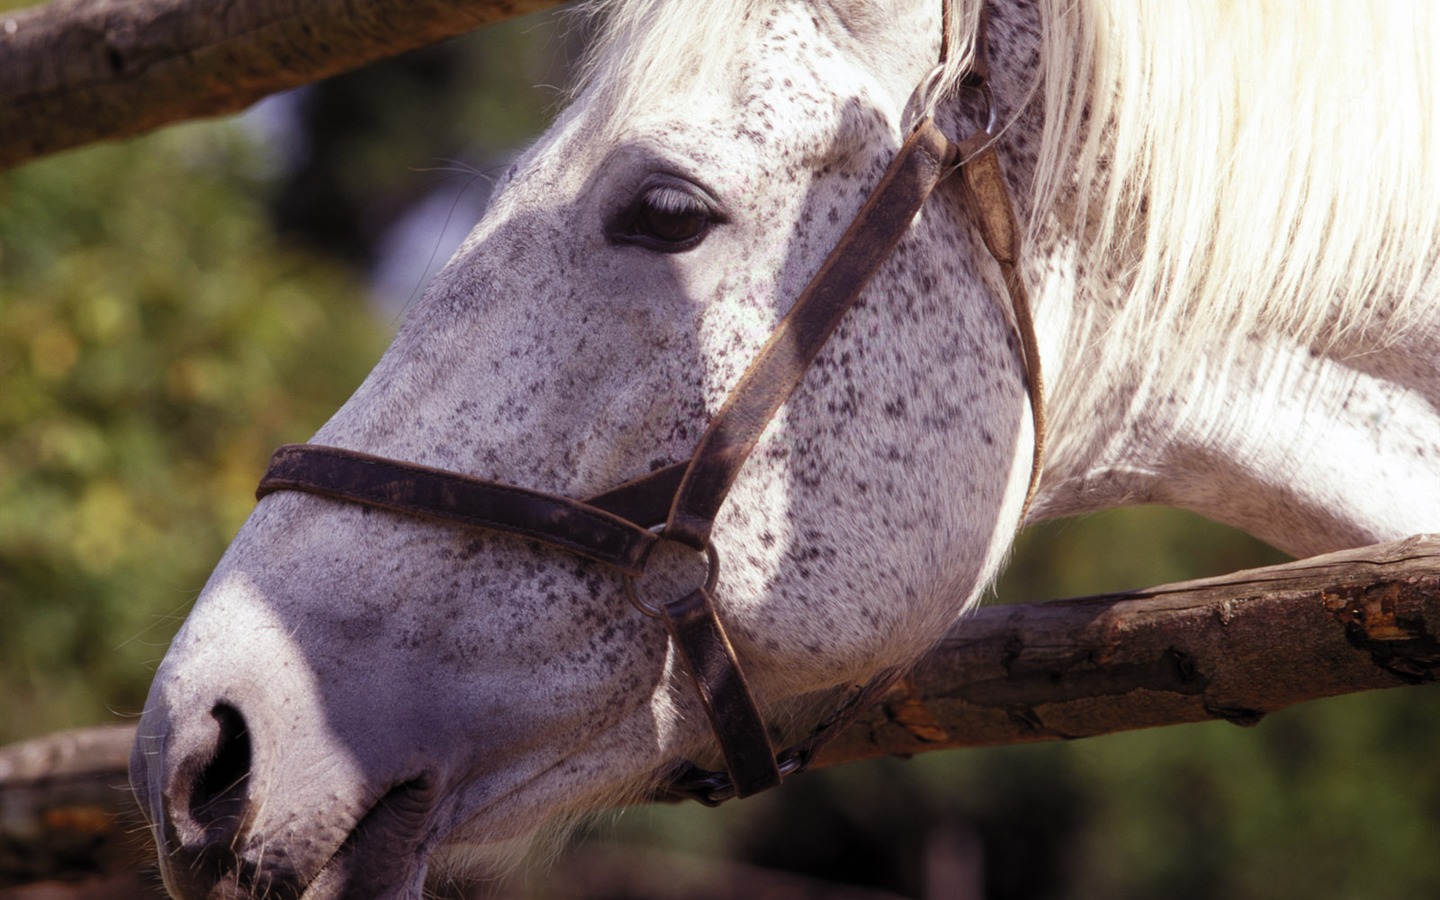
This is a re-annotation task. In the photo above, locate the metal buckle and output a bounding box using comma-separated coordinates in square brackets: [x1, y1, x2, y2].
[659, 751, 807, 807]
[623, 532, 721, 619]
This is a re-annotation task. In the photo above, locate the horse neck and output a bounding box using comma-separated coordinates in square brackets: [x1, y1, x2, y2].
[1030, 287, 1440, 558]
[979, 0, 1440, 557]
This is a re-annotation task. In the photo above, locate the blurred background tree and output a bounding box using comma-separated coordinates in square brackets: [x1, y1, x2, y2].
[0, 105, 388, 742]
[0, 4, 562, 746]
[3, 5, 1439, 899]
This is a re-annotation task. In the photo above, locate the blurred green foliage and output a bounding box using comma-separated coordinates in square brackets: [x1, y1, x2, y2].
[0, 125, 387, 743]
[0, 5, 560, 750]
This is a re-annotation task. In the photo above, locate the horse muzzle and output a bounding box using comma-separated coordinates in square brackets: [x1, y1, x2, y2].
[131, 693, 437, 900]
[128, 573, 444, 900]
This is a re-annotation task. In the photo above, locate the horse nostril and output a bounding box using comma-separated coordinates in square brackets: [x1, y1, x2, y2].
[156, 703, 257, 897]
[187, 703, 252, 841]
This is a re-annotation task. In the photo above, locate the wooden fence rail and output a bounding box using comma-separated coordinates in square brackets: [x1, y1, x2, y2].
[0, 0, 567, 170]
[5, 534, 1439, 886]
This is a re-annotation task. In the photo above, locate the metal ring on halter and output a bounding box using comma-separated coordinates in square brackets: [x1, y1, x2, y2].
[969, 80, 997, 137]
[623, 534, 721, 619]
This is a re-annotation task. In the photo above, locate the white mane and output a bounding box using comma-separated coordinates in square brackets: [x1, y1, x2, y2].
[1036, 0, 1440, 365]
[569, 0, 767, 127]
[575, 0, 1438, 364]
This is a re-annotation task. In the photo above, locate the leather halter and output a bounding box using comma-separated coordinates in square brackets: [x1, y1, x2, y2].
[256, 8, 1045, 806]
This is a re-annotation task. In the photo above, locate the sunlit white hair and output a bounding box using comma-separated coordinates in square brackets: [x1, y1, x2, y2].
[1036, 0, 1438, 354]
[571, 0, 982, 131]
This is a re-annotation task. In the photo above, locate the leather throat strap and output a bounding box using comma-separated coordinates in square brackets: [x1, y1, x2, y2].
[659, 587, 781, 800]
[958, 133, 1046, 517]
[254, 84, 1045, 804]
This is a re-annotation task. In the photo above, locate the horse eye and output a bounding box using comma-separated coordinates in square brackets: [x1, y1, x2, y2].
[619, 183, 716, 252]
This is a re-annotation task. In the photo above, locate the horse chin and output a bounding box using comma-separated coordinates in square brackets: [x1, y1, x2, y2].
[429, 837, 537, 885]
[302, 774, 439, 899]
[301, 850, 429, 900]
[425, 822, 589, 894]
[146, 761, 646, 900]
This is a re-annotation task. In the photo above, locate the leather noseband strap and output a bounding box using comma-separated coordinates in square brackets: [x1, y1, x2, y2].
[260, 443, 666, 574]
[255, 13, 1045, 805]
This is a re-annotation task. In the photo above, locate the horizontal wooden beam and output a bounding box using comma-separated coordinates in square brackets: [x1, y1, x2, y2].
[0, 0, 567, 170]
[817, 533, 1440, 766]
[5, 534, 1439, 882]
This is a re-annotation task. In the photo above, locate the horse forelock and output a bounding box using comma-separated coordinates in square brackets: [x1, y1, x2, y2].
[567, 0, 765, 128]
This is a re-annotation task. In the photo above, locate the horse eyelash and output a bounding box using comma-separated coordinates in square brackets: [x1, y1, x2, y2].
[642, 184, 710, 217]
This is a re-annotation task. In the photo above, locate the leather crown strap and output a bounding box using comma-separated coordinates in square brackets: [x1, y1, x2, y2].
[257, 80, 1045, 805]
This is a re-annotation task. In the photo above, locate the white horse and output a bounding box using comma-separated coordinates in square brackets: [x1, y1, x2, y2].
[131, 0, 1440, 896]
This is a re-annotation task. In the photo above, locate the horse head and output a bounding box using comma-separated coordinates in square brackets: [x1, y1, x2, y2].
[131, 1, 1041, 895]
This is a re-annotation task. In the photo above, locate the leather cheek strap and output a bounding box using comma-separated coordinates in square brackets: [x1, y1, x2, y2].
[664, 118, 959, 551]
[956, 134, 1047, 517]
[648, 118, 963, 801]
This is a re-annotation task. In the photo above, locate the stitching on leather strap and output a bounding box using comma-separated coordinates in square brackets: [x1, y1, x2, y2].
[258, 444, 659, 574]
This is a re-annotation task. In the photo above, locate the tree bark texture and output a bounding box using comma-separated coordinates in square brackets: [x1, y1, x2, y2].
[816, 533, 1440, 767]
[0, 725, 154, 887]
[0, 0, 566, 170]
[5, 534, 1440, 882]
